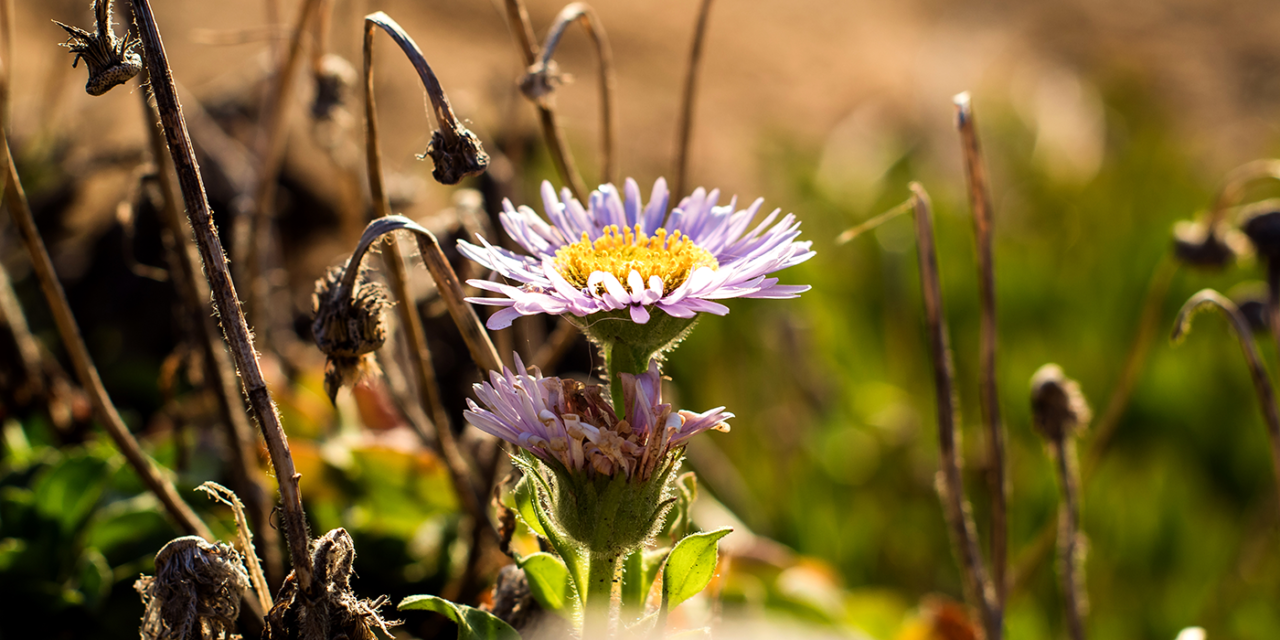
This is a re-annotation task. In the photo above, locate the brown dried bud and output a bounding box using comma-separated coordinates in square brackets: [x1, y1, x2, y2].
[1241, 199, 1280, 258]
[423, 126, 489, 185]
[1030, 364, 1091, 442]
[1172, 220, 1245, 269]
[53, 0, 141, 96]
[311, 54, 357, 121]
[136, 536, 250, 640]
[264, 528, 398, 640]
[311, 265, 390, 402]
[518, 60, 568, 104]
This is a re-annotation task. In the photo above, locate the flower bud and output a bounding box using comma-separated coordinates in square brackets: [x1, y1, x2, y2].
[53, 0, 141, 96]
[1030, 364, 1091, 442]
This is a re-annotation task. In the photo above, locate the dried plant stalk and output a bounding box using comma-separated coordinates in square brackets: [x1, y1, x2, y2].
[908, 183, 999, 639]
[502, 0, 588, 201]
[0, 125, 211, 541]
[672, 0, 714, 201]
[198, 482, 272, 616]
[130, 0, 315, 596]
[953, 92, 1008, 612]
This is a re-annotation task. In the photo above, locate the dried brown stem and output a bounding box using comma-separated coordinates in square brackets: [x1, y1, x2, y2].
[1206, 159, 1280, 232]
[1173, 289, 1280, 519]
[526, 2, 617, 185]
[0, 121, 211, 541]
[502, 0, 588, 200]
[141, 85, 284, 588]
[130, 0, 315, 596]
[954, 92, 1007, 612]
[1051, 437, 1087, 640]
[908, 183, 999, 639]
[672, 0, 714, 201]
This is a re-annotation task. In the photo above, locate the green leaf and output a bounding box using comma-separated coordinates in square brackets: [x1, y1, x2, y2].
[516, 552, 574, 616]
[662, 528, 732, 614]
[512, 452, 586, 604]
[398, 594, 522, 640]
[621, 547, 670, 611]
[512, 474, 546, 538]
[77, 547, 112, 609]
[33, 452, 114, 535]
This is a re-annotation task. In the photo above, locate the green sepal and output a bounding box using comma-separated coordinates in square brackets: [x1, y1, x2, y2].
[515, 552, 576, 618]
[398, 594, 521, 640]
[661, 527, 733, 615]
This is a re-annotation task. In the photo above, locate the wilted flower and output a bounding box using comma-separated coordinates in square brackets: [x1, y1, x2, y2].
[464, 353, 731, 482]
[459, 178, 813, 331]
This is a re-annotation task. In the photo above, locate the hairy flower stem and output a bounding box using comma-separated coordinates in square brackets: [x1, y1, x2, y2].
[141, 85, 284, 587]
[502, 0, 588, 201]
[604, 340, 649, 411]
[1050, 435, 1086, 640]
[131, 0, 315, 596]
[1173, 290, 1280, 519]
[584, 550, 622, 639]
[0, 126, 212, 541]
[909, 183, 999, 639]
[524, 2, 617, 186]
[672, 0, 714, 201]
[954, 92, 1008, 612]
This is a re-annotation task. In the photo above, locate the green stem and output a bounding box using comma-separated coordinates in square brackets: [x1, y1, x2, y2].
[583, 549, 622, 639]
[604, 340, 650, 413]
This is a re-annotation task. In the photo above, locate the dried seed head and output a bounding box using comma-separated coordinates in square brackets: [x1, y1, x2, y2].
[1241, 199, 1280, 259]
[311, 54, 357, 121]
[518, 60, 568, 105]
[311, 265, 391, 402]
[264, 528, 398, 640]
[1172, 220, 1246, 269]
[136, 536, 250, 640]
[53, 0, 142, 96]
[1030, 364, 1091, 442]
[423, 125, 489, 185]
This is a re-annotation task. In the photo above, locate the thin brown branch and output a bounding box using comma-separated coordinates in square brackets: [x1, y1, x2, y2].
[954, 92, 1007, 612]
[531, 318, 581, 373]
[522, 2, 617, 185]
[0, 121, 211, 541]
[672, 0, 714, 201]
[908, 183, 999, 639]
[1053, 437, 1087, 640]
[502, 0, 588, 200]
[130, 0, 315, 596]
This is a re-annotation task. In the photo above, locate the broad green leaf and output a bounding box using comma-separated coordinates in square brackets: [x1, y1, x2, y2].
[662, 528, 732, 614]
[621, 547, 670, 611]
[516, 552, 574, 616]
[398, 594, 521, 640]
[77, 547, 112, 608]
[33, 452, 114, 535]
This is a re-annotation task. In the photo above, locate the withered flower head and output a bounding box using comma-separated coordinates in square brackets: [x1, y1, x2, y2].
[53, 0, 142, 96]
[311, 265, 390, 403]
[1241, 199, 1280, 259]
[1030, 364, 1092, 442]
[311, 54, 357, 122]
[518, 60, 567, 105]
[135, 536, 250, 640]
[265, 528, 398, 640]
[423, 125, 490, 185]
[1172, 220, 1246, 269]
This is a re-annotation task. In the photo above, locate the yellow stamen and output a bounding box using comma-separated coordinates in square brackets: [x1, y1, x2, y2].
[553, 225, 718, 294]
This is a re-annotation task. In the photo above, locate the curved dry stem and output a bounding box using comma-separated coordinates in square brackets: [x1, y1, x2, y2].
[672, 0, 714, 201]
[1172, 288, 1280, 519]
[954, 91, 1007, 613]
[0, 123, 211, 541]
[364, 12, 463, 146]
[1051, 438, 1087, 640]
[131, 0, 315, 597]
[908, 183, 999, 638]
[525, 2, 617, 185]
[501, 0, 588, 200]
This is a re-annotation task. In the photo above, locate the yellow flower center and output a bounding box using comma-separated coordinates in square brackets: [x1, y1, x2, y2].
[554, 225, 718, 295]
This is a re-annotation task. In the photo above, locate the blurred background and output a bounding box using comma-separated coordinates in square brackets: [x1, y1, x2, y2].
[2, 0, 1280, 638]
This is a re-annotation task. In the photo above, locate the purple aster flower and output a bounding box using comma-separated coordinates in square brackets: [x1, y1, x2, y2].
[458, 178, 814, 330]
[464, 353, 731, 481]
